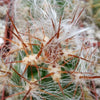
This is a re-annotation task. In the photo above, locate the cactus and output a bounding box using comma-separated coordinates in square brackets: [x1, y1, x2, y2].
[0, 0, 100, 100]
